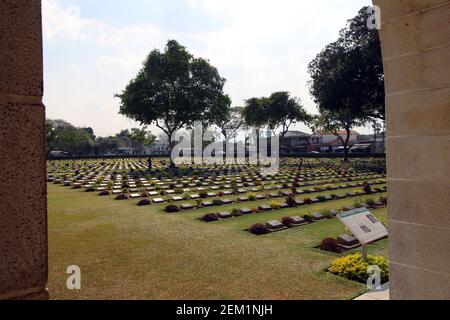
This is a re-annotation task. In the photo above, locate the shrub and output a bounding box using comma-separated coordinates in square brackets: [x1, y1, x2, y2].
[270, 201, 281, 210]
[165, 205, 180, 213]
[363, 183, 372, 194]
[319, 238, 341, 253]
[353, 200, 364, 208]
[212, 199, 222, 206]
[366, 198, 375, 206]
[330, 193, 338, 199]
[317, 195, 326, 202]
[281, 217, 295, 228]
[137, 199, 151, 206]
[286, 195, 297, 208]
[321, 209, 334, 219]
[98, 190, 110, 196]
[248, 193, 257, 201]
[140, 191, 149, 198]
[115, 194, 128, 200]
[174, 188, 183, 194]
[159, 190, 167, 196]
[303, 197, 312, 205]
[199, 191, 208, 199]
[328, 253, 389, 284]
[379, 196, 387, 205]
[303, 214, 313, 223]
[249, 223, 270, 235]
[200, 213, 219, 222]
[231, 208, 240, 216]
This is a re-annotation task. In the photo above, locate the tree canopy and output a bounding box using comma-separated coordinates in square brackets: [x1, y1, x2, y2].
[46, 119, 156, 156]
[308, 7, 384, 122]
[116, 39, 231, 162]
[46, 119, 94, 156]
[242, 92, 311, 137]
[266, 92, 311, 137]
[215, 106, 246, 141]
[242, 97, 270, 131]
[308, 6, 383, 160]
[341, 7, 385, 121]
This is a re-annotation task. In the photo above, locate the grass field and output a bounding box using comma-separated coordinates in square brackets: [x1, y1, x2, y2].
[48, 183, 388, 300]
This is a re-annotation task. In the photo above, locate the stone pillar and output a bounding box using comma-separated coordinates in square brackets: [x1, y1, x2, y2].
[0, 0, 48, 299]
[374, 0, 450, 299]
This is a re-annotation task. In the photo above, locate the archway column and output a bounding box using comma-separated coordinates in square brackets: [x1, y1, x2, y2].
[374, 0, 450, 299]
[0, 0, 48, 299]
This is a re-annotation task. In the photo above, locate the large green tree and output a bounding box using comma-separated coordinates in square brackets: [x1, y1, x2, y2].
[129, 127, 156, 155]
[308, 7, 381, 161]
[242, 97, 271, 164]
[116, 40, 230, 165]
[242, 93, 311, 138]
[242, 97, 270, 131]
[266, 92, 312, 138]
[45, 119, 94, 156]
[340, 7, 385, 121]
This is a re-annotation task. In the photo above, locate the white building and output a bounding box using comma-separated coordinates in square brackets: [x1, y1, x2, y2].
[144, 140, 170, 155]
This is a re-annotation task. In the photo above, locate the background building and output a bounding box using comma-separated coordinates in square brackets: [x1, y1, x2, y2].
[280, 131, 311, 154]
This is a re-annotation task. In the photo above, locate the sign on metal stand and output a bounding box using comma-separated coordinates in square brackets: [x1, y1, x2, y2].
[337, 208, 388, 260]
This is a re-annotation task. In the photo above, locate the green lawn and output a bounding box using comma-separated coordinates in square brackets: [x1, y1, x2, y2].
[48, 183, 388, 300]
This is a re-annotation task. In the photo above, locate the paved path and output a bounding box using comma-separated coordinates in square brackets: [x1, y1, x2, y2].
[354, 283, 390, 300]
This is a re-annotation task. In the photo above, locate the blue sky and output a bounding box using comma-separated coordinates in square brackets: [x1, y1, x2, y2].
[43, 0, 373, 137]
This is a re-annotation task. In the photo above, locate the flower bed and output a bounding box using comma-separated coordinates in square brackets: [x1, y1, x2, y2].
[328, 253, 389, 284]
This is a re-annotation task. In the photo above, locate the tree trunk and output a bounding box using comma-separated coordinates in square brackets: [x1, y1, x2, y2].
[343, 143, 349, 162]
[256, 128, 260, 166]
[167, 131, 177, 168]
[342, 128, 351, 162]
[147, 157, 152, 171]
[223, 138, 230, 164]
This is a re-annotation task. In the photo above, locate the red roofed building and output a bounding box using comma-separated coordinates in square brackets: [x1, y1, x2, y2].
[309, 130, 360, 153]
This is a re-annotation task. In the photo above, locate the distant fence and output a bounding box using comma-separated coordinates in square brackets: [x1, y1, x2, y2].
[281, 153, 386, 159]
[47, 153, 386, 161]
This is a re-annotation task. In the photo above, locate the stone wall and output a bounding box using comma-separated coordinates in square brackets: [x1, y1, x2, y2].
[0, 0, 48, 299]
[374, 0, 450, 299]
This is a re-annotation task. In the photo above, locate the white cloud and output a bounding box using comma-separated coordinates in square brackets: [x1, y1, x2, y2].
[96, 25, 166, 47]
[42, 0, 103, 42]
[95, 55, 142, 76]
